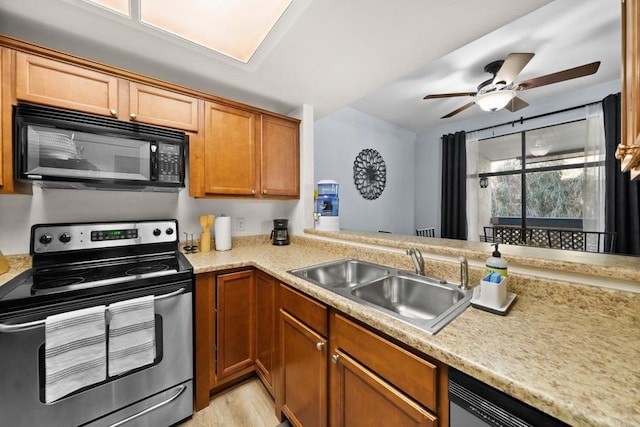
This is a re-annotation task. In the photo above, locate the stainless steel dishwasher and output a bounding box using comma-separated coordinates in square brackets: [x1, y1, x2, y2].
[449, 368, 569, 427]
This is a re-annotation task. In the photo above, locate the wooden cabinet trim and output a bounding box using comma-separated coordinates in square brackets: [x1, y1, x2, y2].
[194, 272, 215, 411]
[280, 284, 328, 336]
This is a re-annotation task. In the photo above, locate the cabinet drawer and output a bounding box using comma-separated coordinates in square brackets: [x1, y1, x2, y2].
[280, 284, 328, 337]
[331, 313, 437, 412]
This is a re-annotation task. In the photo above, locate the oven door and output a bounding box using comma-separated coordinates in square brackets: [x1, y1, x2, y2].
[0, 281, 193, 427]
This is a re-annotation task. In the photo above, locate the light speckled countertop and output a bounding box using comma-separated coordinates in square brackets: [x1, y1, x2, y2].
[1, 236, 639, 426]
[305, 228, 640, 283]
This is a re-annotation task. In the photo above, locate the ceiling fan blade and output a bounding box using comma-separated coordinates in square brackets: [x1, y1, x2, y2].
[504, 96, 529, 112]
[493, 53, 534, 86]
[423, 92, 476, 99]
[441, 102, 475, 119]
[517, 61, 601, 91]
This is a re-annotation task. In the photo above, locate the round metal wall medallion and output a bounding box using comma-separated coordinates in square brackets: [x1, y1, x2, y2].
[353, 148, 387, 200]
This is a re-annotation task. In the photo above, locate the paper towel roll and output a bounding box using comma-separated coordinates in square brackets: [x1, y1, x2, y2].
[214, 216, 232, 251]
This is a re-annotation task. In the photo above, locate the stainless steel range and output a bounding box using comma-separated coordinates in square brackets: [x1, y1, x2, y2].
[0, 220, 194, 427]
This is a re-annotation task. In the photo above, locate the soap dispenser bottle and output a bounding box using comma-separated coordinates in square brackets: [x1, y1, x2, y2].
[486, 243, 508, 277]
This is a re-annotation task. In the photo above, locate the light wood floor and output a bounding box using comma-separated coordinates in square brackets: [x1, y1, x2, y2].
[179, 378, 281, 427]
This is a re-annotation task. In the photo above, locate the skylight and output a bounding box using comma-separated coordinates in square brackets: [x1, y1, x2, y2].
[83, 0, 293, 63]
[85, 0, 129, 16]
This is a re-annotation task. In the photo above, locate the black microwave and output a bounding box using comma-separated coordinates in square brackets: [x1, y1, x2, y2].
[14, 103, 187, 192]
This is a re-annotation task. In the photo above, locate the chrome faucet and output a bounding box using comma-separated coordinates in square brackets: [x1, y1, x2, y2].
[458, 256, 469, 290]
[406, 248, 425, 276]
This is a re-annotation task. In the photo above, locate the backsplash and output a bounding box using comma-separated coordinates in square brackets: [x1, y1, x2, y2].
[0, 186, 298, 255]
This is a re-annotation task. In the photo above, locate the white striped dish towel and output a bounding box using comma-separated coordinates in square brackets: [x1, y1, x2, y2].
[45, 305, 106, 404]
[107, 295, 156, 377]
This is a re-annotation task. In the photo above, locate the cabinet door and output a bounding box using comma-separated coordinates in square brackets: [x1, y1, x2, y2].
[129, 82, 199, 131]
[330, 350, 437, 427]
[0, 47, 5, 190]
[255, 271, 276, 395]
[260, 115, 300, 198]
[280, 309, 327, 427]
[216, 270, 255, 380]
[203, 101, 259, 196]
[15, 52, 118, 117]
[620, 0, 640, 176]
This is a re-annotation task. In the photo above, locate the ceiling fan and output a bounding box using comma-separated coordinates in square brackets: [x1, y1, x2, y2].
[423, 53, 600, 119]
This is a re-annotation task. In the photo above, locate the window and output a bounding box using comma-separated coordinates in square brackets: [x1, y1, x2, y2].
[82, 0, 293, 63]
[476, 120, 605, 241]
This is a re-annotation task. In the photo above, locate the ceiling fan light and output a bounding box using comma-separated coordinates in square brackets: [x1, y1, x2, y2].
[476, 90, 516, 112]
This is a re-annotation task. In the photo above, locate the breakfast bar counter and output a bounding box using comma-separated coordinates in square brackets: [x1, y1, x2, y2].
[2, 235, 639, 426]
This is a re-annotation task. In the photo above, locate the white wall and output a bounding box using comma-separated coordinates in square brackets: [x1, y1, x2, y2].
[314, 107, 416, 235]
[0, 109, 315, 255]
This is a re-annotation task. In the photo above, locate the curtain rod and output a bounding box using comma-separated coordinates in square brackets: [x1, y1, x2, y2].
[468, 100, 601, 134]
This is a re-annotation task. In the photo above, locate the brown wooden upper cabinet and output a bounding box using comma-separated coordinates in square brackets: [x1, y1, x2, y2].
[15, 52, 198, 132]
[617, 0, 640, 178]
[261, 115, 300, 198]
[15, 52, 119, 118]
[193, 101, 300, 199]
[202, 101, 260, 196]
[128, 82, 199, 132]
[1, 49, 30, 194]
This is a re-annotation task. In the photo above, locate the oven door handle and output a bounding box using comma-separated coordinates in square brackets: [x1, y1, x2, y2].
[108, 384, 187, 427]
[0, 287, 187, 333]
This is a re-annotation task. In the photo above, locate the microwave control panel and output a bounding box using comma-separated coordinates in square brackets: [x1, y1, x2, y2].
[157, 143, 182, 183]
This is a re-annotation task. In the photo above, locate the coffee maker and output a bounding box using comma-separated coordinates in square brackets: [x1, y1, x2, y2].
[271, 219, 290, 246]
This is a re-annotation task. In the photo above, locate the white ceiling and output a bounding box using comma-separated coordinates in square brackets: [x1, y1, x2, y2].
[350, 0, 621, 133]
[0, 0, 549, 117]
[0, 0, 553, 123]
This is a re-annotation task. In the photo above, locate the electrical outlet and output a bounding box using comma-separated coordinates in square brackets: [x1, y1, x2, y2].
[236, 218, 245, 231]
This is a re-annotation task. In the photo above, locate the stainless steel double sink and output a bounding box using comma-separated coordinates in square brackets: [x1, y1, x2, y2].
[288, 258, 472, 334]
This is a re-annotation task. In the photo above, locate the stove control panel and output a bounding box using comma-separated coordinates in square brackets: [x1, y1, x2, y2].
[31, 220, 178, 254]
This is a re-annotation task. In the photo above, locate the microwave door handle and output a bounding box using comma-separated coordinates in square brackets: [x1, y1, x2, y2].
[150, 143, 158, 181]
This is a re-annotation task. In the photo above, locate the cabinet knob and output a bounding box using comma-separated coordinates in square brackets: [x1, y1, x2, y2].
[251, 189, 256, 195]
[262, 189, 268, 195]
[109, 109, 117, 117]
[331, 354, 340, 364]
[130, 112, 137, 120]
[316, 342, 325, 351]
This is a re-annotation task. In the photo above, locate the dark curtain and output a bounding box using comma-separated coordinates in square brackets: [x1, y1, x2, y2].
[441, 131, 467, 240]
[603, 93, 640, 255]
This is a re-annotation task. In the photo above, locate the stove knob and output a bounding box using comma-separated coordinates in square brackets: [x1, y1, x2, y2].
[59, 232, 72, 243]
[166, 228, 174, 235]
[153, 228, 162, 236]
[39, 233, 53, 245]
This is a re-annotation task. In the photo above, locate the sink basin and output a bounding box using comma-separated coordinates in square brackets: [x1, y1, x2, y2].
[288, 259, 472, 334]
[352, 275, 465, 320]
[288, 259, 390, 288]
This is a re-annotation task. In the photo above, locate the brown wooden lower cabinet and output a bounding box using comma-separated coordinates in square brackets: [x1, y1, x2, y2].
[276, 284, 329, 427]
[331, 350, 437, 427]
[194, 269, 256, 411]
[329, 312, 447, 427]
[195, 275, 449, 425]
[255, 270, 276, 396]
[279, 310, 328, 427]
